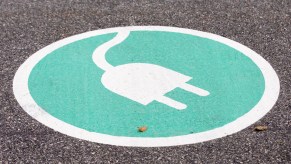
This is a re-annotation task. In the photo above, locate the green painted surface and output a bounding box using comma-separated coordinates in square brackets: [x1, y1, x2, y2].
[28, 31, 265, 137]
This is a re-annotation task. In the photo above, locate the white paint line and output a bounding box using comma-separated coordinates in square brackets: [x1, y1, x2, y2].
[180, 83, 210, 96]
[92, 29, 130, 71]
[13, 26, 280, 147]
[156, 95, 187, 110]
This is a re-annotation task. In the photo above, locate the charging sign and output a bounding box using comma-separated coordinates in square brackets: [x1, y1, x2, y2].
[13, 26, 280, 147]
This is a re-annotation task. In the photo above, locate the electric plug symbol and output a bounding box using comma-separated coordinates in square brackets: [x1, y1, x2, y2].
[92, 30, 209, 110]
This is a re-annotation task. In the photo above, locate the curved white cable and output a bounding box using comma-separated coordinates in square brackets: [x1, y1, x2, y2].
[92, 30, 130, 71]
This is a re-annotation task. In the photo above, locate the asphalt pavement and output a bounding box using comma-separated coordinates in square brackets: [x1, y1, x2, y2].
[0, 0, 290, 163]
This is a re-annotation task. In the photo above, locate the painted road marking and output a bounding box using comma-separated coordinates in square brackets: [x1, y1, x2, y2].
[94, 30, 209, 110]
[13, 26, 280, 147]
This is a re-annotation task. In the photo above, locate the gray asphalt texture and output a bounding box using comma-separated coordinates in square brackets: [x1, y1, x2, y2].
[0, 0, 290, 163]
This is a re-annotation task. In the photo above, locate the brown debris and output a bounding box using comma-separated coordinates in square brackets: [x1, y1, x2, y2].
[255, 125, 268, 131]
[138, 126, 147, 132]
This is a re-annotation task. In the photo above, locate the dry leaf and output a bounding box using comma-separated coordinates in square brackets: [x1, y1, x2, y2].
[138, 126, 147, 132]
[255, 125, 268, 131]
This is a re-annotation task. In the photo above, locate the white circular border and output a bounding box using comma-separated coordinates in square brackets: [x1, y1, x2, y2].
[13, 26, 280, 147]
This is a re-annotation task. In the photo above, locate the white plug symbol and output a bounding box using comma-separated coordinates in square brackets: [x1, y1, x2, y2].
[92, 30, 210, 110]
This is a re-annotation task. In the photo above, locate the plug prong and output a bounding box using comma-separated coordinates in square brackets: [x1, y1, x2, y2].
[155, 95, 187, 110]
[179, 83, 210, 96]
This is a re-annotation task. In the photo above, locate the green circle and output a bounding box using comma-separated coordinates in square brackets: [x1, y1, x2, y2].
[28, 31, 265, 137]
